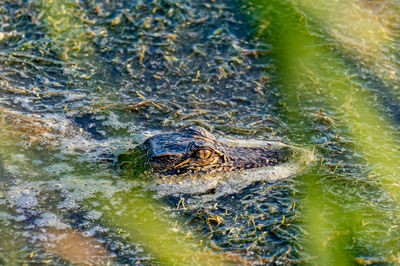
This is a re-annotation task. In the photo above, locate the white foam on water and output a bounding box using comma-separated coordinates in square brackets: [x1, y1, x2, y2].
[49, 177, 137, 210]
[0, 198, 6, 206]
[13, 96, 34, 111]
[84, 225, 110, 237]
[34, 212, 71, 230]
[84, 210, 103, 221]
[7, 183, 41, 209]
[10, 153, 27, 162]
[38, 112, 134, 162]
[0, 211, 14, 226]
[101, 111, 137, 133]
[45, 163, 74, 175]
[64, 92, 86, 102]
[3, 165, 20, 176]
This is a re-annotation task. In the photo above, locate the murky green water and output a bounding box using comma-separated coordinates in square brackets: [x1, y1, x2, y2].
[0, 0, 400, 264]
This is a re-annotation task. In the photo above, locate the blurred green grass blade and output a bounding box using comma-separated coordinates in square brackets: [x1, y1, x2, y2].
[300, 172, 353, 265]
[35, 0, 94, 61]
[93, 186, 249, 265]
[98, 189, 201, 264]
[295, 0, 400, 86]
[252, 0, 400, 263]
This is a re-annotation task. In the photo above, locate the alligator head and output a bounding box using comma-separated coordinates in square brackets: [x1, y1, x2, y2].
[118, 126, 298, 177]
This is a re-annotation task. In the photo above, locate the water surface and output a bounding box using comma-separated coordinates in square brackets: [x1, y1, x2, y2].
[0, 0, 400, 264]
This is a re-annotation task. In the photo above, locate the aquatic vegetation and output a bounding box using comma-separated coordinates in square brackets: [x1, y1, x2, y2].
[1, 0, 400, 264]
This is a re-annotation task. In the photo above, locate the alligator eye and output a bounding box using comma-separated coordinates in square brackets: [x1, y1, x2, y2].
[196, 149, 212, 159]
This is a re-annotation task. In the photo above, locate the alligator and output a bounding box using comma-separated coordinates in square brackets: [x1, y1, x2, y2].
[118, 126, 301, 178]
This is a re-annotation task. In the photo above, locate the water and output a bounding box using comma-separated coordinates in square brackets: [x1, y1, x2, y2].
[1, 0, 400, 264]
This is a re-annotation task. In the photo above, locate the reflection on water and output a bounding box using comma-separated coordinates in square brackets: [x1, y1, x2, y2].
[0, 0, 400, 264]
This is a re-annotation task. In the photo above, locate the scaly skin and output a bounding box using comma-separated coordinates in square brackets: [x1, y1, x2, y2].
[119, 126, 296, 176]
